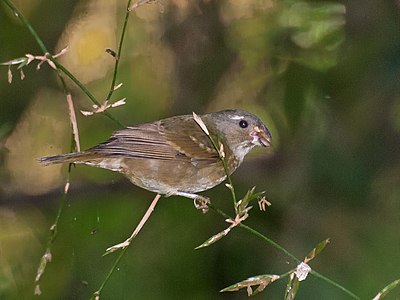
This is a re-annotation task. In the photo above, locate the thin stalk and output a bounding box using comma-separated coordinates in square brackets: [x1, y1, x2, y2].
[93, 193, 161, 299]
[192, 113, 238, 212]
[91, 248, 127, 300]
[34, 167, 71, 295]
[207, 203, 299, 264]
[239, 224, 300, 264]
[50, 176, 70, 243]
[207, 203, 230, 219]
[311, 270, 360, 300]
[214, 134, 238, 213]
[207, 204, 359, 299]
[2, 0, 123, 127]
[2, 0, 48, 53]
[55, 62, 124, 127]
[105, 0, 133, 101]
[240, 224, 359, 299]
[34, 61, 79, 296]
[3, 1, 362, 299]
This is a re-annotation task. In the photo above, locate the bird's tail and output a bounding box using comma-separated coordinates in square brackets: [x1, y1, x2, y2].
[38, 152, 91, 166]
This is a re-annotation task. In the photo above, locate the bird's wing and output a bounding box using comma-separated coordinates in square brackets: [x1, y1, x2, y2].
[89, 117, 219, 163]
[160, 115, 219, 161]
[90, 123, 177, 160]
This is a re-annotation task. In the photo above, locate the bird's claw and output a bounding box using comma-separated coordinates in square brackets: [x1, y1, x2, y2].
[194, 196, 210, 213]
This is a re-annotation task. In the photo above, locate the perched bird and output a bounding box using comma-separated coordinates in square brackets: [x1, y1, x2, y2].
[40, 109, 272, 207]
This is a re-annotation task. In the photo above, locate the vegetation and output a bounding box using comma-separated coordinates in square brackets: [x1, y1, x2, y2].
[1, 0, 399, 299]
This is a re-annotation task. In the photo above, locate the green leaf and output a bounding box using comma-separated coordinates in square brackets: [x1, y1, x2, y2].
[17, 58, 30, 69]
[237, 187, 265, 215]
[304, 238, 330, 263]
[284, 274, 300, 300]
[0, 57, 27, 66]
[372, 278, 400, 300]
[278, 2, 345, 71]
[221, 274, 280, 296]
[195, 227, 232, 249]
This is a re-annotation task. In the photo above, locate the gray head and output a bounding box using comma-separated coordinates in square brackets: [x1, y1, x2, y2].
[205, 109, 272, 161]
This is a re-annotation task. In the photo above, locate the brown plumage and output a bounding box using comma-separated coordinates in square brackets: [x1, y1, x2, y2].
[40, 109, 272, 201]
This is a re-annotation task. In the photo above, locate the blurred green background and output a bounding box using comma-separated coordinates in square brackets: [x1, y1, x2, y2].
[1, 0, 399, 299]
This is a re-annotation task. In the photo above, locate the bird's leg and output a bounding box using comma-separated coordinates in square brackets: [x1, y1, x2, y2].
[174, 191, 210, 213]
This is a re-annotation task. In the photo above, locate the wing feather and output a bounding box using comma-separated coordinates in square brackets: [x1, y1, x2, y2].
[87, 117, 219, 163]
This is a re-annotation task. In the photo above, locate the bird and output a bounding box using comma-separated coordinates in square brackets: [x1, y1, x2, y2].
[39, 109, 272, 209]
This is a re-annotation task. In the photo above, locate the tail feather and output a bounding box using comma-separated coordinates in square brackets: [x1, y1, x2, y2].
[38, 152, 90, 165]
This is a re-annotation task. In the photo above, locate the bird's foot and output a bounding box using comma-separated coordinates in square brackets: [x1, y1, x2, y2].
[193, 196, 210, 213]
[173, 191, 211, 213]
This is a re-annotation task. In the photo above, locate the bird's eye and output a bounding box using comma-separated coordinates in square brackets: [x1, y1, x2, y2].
[239, 120, 248, 128]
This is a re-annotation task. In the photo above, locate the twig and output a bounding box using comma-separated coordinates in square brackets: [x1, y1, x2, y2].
[92, 193, 161, 299]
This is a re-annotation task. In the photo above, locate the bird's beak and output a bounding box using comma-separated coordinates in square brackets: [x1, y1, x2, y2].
[251, 126, 272, 147]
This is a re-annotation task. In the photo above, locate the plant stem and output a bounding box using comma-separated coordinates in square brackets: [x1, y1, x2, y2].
[240, 224, 360, 299]
[239, 223, 301, 263]
[55, 62, 124, 127]
[91, 248, 127, 300]
[219, 156, 238, 213]
[105, 0, 133, 102]
[311, 271, 360, 300]
[2, 0, 48, 53]
[93, 193, 161, 299]
[2, 0, 123, 127]
[206, 133, 238, 213]
[34, 169, 71, 295]
[208, 203, 360, 299]
[3, 1, 363, 299]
